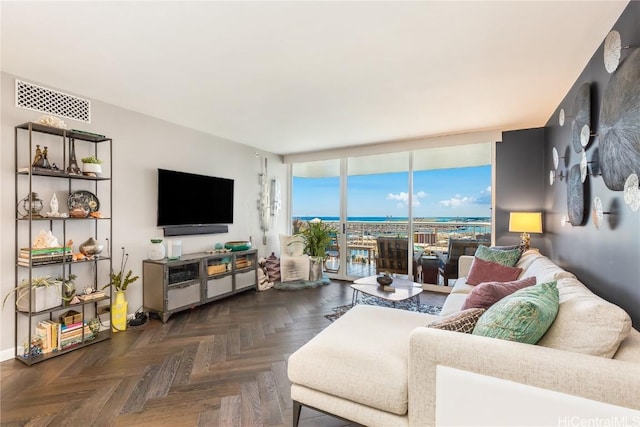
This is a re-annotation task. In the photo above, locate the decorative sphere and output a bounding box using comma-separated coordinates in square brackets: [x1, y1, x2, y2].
[377, 275, 393, 286]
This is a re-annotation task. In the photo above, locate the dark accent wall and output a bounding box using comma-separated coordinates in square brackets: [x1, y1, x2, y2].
[543, 2, 640, 326]
[495, 128, 547, 254]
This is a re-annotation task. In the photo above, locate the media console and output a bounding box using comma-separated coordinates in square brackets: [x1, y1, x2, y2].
[142, 249, 257, 322]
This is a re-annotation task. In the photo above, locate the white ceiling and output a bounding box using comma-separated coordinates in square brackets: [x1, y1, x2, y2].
[1, 1, 628, 156]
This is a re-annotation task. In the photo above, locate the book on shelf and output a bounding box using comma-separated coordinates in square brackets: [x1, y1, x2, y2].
[35, 322, 51, 354]
[44, 320, 58, 352]
[59, 326, 92, 349]
[18, 253, 74, 266]
[20, 247, 72, 256]
[36, 320, 62, 354]
[60, 327, 91, 341]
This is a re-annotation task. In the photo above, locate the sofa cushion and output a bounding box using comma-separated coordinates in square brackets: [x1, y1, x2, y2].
[473, 281, 559, 344]
[440, 292, 469, 317]
[450, 277, 475, 295]
[461, 276, 537, 310]
[538, 277, 632, 358]
[514, 249, 545, 271]
[613, 329, 640, 363]
[519, 253, 575, 283]
[475, 245, 521, 267]
[466, 257, 523, 286]
[288, 304, 437, 415]
[427, 308, 486, 333]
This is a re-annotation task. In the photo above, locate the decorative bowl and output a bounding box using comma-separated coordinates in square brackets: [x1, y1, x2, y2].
[377, 274, 394, 286]
[224, 241, 252, 251]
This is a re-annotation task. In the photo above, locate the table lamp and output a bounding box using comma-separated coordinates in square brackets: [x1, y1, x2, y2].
[509, 212, 542, 250]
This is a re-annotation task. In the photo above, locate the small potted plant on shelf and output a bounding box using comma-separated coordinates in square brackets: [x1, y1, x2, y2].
[80, 155, 102, 176]
[2, 276, 63, 312]
[57, 273, 77, 305]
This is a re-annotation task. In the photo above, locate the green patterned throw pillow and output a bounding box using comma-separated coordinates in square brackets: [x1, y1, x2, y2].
[475, 245, 521, 267]
[472, 281, 559, 344]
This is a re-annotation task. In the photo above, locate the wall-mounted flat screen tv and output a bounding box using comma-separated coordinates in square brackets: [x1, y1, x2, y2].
[157, 168, 234, 227]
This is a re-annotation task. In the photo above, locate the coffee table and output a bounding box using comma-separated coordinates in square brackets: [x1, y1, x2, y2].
[351, 275, 423, 308]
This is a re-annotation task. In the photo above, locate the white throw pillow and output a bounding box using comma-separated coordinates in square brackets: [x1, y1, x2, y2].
[279, 234, 305, 257]
[538, 277, 631, 358]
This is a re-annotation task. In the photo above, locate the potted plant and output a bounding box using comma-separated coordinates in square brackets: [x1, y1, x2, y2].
[296, 218, 336, 281]
[102, 247, 139, 332]
[80, 155, 102, 176]
[298, 218, 335, 258]
[57, 273, 77, 305]
[3, 276, 62, 312]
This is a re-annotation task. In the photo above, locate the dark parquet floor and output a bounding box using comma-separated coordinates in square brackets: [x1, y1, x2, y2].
[0, 280, 446, 427]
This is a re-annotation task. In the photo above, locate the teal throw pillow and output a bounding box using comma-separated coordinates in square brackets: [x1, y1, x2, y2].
[472, 281, 559, 344]
[475, 245, 521, 267]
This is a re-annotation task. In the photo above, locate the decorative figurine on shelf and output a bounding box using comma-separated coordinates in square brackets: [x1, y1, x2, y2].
[79, 237, 103, 257]
[44, 193, 67, 218]
[38, 114, 67, 129]
[67, 138, 81, 175]
[41, 146, 51, 169]
[33, 229, 60, 249]
[17, 192, 44, 218]
[32, 145, 43, 167]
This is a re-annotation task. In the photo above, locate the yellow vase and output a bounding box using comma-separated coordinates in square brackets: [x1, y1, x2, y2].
[111, 291, 128, 333]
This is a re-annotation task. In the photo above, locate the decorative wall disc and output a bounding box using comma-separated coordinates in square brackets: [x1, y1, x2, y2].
[599, 48, 640, 190]
[567, 164, 584, 226]
[550, 170, 555, 186]
[571, 83, 591, 153]
[580, 150, 588, 183]
[559, 109, 565, 126]
[604, 30, 622, 74]
[624, 173, 640, 212]
[592, 196, 604, 229]
[552, 147, 559, 170]
[580, 124, 591, 148]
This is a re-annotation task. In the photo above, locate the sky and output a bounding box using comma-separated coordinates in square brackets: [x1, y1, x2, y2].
[292, 165, 491, 219]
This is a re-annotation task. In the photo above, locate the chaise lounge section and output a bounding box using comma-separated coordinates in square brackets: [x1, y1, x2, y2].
[288, 250, 640, 426]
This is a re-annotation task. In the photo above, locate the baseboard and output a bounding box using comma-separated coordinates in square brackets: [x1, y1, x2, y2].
[0, 347, 16, 362]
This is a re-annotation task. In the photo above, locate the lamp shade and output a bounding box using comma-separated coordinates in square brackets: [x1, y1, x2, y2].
[509, 212, 543, 233]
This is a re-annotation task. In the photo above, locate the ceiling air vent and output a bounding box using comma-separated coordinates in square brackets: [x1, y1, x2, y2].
[15, 79, 91, 123]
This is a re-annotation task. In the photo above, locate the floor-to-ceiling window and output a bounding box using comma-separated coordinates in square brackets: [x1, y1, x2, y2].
[346, 152, 410, 279]
[291, 159, 342, 275]
[290, 142, 493, 282]
[412, 144, 493, 250]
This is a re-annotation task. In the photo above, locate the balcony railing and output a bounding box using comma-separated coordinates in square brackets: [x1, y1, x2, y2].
[317, 219, 491, 277]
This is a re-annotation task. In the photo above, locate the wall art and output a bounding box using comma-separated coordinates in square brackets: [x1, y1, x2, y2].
[567, 164, 585, 226]
[599, 48, 640, 191]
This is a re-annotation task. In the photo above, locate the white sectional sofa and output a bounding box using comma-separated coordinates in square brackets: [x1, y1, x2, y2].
[288, 250, 640, 426]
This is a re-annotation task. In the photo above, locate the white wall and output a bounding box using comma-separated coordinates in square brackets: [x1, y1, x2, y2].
[0, 72, 288, 358]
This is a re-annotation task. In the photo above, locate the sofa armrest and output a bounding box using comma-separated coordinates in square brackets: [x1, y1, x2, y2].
[408, 328, 640, 426]
[457, 255, 474, 277]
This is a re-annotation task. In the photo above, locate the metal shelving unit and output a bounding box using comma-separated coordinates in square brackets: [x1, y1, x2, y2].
[13, 122, 113, 365]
